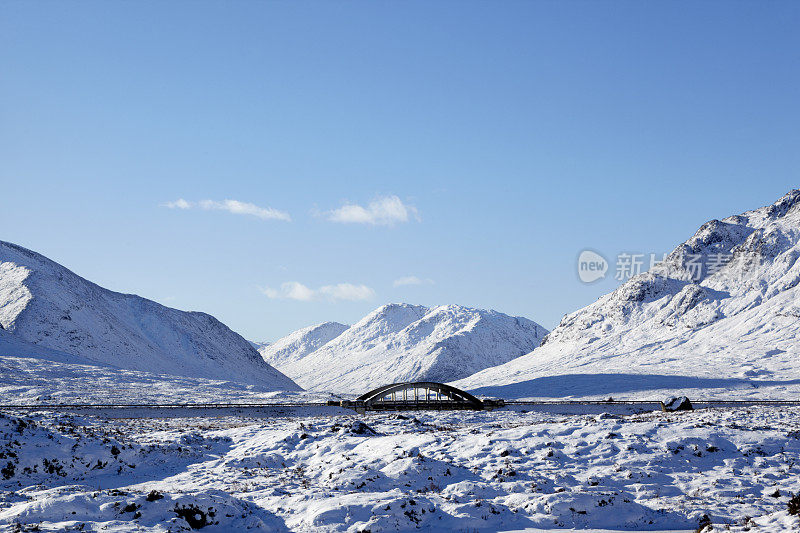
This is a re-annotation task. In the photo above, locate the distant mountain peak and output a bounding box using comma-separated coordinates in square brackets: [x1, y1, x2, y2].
[267, 303, 547, 393]
[766, 188, 800, 219]
[258, 321, 350, 368]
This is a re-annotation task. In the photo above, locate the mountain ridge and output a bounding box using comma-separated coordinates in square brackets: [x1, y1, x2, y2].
[0, 240, 300, 390]
[456, 189, 800, 399]
[269, 302, 547, 393]
[258, 321, 350, 368]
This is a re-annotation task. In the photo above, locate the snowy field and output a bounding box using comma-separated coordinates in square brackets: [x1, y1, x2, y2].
[1, 406, 799, 532]
[0, 357, 334, 406]
[4, 356, 800, 408]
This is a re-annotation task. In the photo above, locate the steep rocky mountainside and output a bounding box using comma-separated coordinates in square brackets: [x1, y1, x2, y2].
[457, 190, 800, 399]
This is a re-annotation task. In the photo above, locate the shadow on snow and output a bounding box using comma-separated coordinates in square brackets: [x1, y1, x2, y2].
[467, 373, 800, 399]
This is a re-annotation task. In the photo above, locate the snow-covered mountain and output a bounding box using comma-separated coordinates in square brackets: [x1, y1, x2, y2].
[258, 321, 349, 368]
[0, 326, 99, 366]
[272, 303, 547, 393]
[0, 240, 300, 390]
[457, 190, 800, 399]
[249, 340, 271, 350]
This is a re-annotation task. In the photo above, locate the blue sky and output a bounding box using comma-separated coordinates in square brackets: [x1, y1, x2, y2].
[2, 1, 799, 341]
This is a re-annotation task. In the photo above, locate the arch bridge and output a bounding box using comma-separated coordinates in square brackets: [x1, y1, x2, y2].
[330, 382, 504, 413]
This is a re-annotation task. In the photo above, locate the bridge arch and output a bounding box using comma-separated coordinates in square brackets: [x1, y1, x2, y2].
[330, 381, 503, 413]
[356, 381, 484, 409]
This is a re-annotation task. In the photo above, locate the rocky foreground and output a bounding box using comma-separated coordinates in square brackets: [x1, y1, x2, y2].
[1, 406, 798, 531]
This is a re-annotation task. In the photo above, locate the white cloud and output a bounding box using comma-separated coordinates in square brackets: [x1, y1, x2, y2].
[393, 276, 435, 287]
[259, 286, 280, 299]
[326, 195, 419, 226]
[162, 199, 291, 221]
[260, 282, 374, 302]
[163, 198, 191, 209]
[199, 200, 291, 221]
[318, 283, 375, 301]
[282, 281, 316, 301]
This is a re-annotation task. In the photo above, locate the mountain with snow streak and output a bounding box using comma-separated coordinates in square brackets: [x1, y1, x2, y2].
[258, 322, 349, 368]
[273, 303, 547, 393]
[0, 240, 300, 390]
[456, 190, 800, 400]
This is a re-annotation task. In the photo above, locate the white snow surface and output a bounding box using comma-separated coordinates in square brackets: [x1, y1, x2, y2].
[1, 406, 798, 531]
[276, 304, 547, 393]
[0, 240, 299, 391]
[457, 189, 800, 400]
[258, 322, 349, 367]
[0, 356, 335, 405]
[0, 328, 98, 367]
[250, 340, 271, 350]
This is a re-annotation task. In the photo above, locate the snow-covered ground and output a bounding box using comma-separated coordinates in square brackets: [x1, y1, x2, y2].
[2, 352, 797, 407]
[270, 304, 547, 393]
[1, 406, 798, 532]
[0, 356, 335, 406]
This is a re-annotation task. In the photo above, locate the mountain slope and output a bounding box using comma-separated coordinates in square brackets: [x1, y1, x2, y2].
[0, 327, 99, 366]
[0, 240, 300, 390]
[249, 340, 270, 350]
[275, 303, 547, 393]
[258, 322, 349, 368]
[456, 190, 800, 399]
